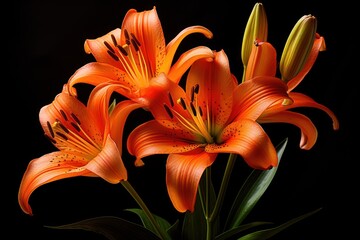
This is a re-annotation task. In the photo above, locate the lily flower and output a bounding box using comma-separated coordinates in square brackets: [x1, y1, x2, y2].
[67, 6, 214, 107]
[18, 84, 141, 215]
[244, 16, 339, 150]
[127, 50, 291, 212]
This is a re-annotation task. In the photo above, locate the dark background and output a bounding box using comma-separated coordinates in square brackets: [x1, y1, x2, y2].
[8, 0, 356, 239]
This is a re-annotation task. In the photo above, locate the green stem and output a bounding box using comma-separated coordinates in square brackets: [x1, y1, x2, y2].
[209, 153, 237, 222]
[121, 181, 169, 240]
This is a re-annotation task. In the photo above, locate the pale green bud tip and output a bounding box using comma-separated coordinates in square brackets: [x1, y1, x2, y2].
[279, 14, 317, 82]
[241, 2, 268, 68]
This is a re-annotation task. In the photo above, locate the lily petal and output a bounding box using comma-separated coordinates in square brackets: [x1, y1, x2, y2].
[231, 76, 290, 121]
[161, 26, 213, 74]
[18, 151, 94, 215]
[207, 119, 278, 169]
[166, 151, 217, 212]
[259, 111, 318, 149]
[127, 120, 203, 166]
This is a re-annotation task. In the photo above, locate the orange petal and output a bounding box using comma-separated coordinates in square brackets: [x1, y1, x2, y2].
[245, 41, 277, 81]
[260, 111, 318, 149]
[18, 152, 93, 215]
[167, 46, 214, 83]
[127, 120, 203, 167]
[161, 25, 213, 74]
[207, 119, 278, 169]
[231, 76, 290, 121]
[84, 28, 122, 66]
[166, 151, 217, 212]
[86, 135, 127, 183]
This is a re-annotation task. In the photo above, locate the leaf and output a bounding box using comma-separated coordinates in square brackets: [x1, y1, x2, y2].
[46, 216, 160, 240]
[214, 221, 272, 240]
[237, 208, 322, 240]
[224, 138, 288, 230]
[125, 208, 172, 235]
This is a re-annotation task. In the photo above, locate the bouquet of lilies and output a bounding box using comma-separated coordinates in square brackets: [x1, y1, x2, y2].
[18, 3, 339, 240]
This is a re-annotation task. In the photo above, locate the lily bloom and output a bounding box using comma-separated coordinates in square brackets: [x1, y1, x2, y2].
[18, 84, 141, 215]
[127, 50, 291, 212]
[244, 23, 339, 150]
[67, 6, 214, 107]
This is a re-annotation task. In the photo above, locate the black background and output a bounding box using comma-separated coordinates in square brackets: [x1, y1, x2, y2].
[8, 0, 356, 239]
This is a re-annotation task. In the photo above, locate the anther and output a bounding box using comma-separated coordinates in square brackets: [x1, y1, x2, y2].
[46, 121, 54, 138]
[70, 122, 81, 132]
[198, 106, 203, 116]
[190, 102, 197, 116]
[58, 122, 70, 134]
[56, 132, 68, 141]
[104, 41, 115, 53]
[107, 50, 119, 61]
[71, 113, 81, 125]
[168, 92, 174, 107]
[111, 34, 117, 46]
[124, 29, 130, 45]
[117, 45, 128, 56]
[60, 109, 68, 121]
[191, 86, 195, 102]
[193, 84, 199, 94]
[178, 97, 187, 110]
[164, 104, 173, 118]
[130, 33, 141, 47]
[130, 39, 139, 52]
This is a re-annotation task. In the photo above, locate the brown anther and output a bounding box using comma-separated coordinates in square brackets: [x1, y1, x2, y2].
[164, 104, 173, 119]
[58, 122, 69, 134]
[56, 132, 68, 141]
[111, 34, 117, 46]
[70, 122, 81, 132]
[46, 121, 54, 138]
[168, 92, 174, 107]
[117, 45, 128, 56]
[178, 97, 186, 110]
[131, 38, 139, 52]
[44, 134, 56, 144]
[71, 113, 81, 125]
[130, 33, 141, 47]
[190, 102, 197, 116]
[60, 109, 68, 121]
[107, 50, 119, 61]
[104, 41, 115, 53]
[124, 29, 130, 45]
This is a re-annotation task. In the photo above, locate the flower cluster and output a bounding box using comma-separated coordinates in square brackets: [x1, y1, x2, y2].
[19, 3, 339, 240]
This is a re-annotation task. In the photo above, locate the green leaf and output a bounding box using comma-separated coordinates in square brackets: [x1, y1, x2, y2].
[215, 222, 272, 240]
[224, 138, 288, 230]
[237, 208, 322, 240]
[125, 208, 172, 236]
[46, 216, 160, 240]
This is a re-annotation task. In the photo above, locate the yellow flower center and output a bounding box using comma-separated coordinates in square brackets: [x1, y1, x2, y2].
[45, 110, 102, 159]
[104, 29, 152, 89]
[164, 84, 214, 144]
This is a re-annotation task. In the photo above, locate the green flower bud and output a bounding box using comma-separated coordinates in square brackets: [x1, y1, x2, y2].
[279, 14, 317, 82]
[241, 3, 268, 76]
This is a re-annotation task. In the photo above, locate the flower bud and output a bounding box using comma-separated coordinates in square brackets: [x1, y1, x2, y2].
[241, 2, 268, 80]
[279, 15, 317, 82]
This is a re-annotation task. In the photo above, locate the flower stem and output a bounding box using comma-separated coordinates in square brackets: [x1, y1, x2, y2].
[209, 153, 237, 222]
[121, 180, 169, 240]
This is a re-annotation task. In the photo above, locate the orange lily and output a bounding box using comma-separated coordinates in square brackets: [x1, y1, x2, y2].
[244, 35, 339, 150]
[127, 50, 291, 213]
[67, 6, 214, 107]
[18, 84, 141, 215]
